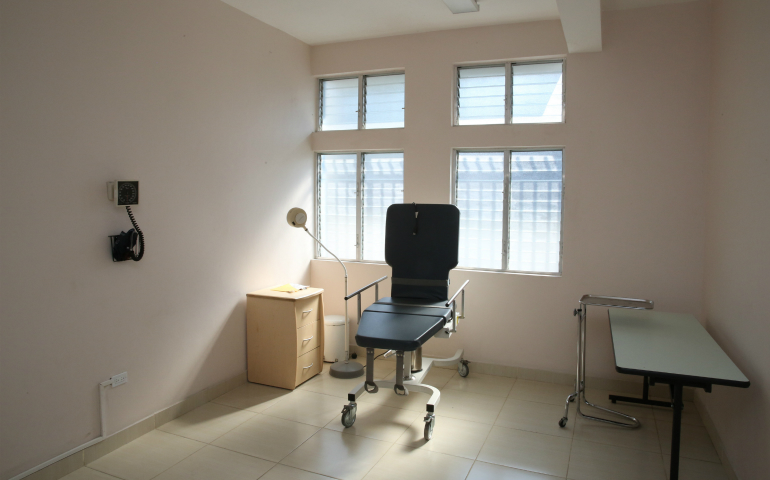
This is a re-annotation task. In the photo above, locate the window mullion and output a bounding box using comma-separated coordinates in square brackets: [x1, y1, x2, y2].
[315, 154, 322, 258]
[356, 152, 363, 261]
[505, 63, 512, 125]
[501, 150, 511, 270]
[358, 76, 365, 130]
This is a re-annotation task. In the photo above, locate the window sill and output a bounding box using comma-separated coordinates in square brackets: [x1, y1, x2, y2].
[312, 258, 561, 278]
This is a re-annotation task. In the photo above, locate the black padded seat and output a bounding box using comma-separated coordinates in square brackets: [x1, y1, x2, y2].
[355, 298, 451, 351]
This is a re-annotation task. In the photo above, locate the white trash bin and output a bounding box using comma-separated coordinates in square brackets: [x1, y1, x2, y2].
[324, 315, 346, 363]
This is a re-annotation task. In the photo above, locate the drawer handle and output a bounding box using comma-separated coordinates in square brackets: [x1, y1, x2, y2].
[302, 309, 313, 315]
[303, 363, 314, 370]
[302, 336, 314, 343]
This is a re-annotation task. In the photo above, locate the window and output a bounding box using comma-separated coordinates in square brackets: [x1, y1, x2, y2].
[456, 60, 564, 125]
[454, 149, 563, 274]
[319, 73, 405, 131]
[317, 152, 404, 261]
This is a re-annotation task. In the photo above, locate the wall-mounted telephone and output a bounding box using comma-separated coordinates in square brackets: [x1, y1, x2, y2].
[107, 181, 145, 262]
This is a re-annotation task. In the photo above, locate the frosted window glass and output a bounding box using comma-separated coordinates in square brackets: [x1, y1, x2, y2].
[362, 153, 404, 261]
[456, 152, 504, 269]
[320, 78, 358, 131]
[509, 150, 562, 273]
[511, 62, 563, 124]
[457, 66, 505, 125]
[318, 154, 357, 260]
[365, 74, 405, 129]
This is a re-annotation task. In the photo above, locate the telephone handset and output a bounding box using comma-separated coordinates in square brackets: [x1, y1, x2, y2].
[108, 181, 145, 262]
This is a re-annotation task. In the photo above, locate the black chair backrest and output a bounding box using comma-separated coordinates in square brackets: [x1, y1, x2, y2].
[385, 203, 460, 301]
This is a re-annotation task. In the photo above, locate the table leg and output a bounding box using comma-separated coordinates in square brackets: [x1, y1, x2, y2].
[670, 382, 684, 480]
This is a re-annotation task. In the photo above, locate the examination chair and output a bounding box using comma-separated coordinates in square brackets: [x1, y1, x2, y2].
[341, 203, 470, 440]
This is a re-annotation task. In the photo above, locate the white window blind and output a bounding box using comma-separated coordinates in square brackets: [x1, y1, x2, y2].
[320, 78, 358, 131]
[457, 66, 506, 125]
[318, 154, 357, 260]
[455, 149, 563, 274]
[511, 62, 563, 124]
[508, 151, 562, 273]
[362, 152, 404, 261]
[365, 74, 405, 129]
[456, 152, 504, 269]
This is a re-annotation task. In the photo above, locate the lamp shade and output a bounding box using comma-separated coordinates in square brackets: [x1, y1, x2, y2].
[287, 207, 307, 228]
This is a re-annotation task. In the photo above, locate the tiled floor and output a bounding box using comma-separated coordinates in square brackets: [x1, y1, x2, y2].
[65, 361, 729, 480]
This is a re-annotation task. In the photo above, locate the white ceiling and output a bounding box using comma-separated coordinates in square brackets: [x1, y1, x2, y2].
[220, 0, 697, 46]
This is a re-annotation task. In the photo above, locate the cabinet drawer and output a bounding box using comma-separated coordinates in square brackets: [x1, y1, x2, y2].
[295, 296, 319, 328]
[297, 321, 320, 357]
[295, 347, 321, 386]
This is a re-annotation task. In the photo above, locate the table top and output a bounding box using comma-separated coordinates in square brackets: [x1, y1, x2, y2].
[247, 286, 323, 301]
[609, 309, 749, 388]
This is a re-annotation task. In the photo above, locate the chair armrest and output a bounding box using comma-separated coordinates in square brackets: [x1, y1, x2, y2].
[345, 276, 388, 301]
[445, 280, 470, 307]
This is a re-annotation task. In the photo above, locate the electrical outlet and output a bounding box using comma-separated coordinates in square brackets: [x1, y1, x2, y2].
[111, 371, 128, 387]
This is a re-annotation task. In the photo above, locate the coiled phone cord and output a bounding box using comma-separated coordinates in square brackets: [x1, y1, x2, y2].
[125, 206, 145, 261]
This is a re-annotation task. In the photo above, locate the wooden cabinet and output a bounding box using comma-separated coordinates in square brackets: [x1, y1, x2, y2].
[246, 287, 324, 389]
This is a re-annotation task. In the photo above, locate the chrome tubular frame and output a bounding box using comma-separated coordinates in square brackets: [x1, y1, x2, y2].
[561, 295, 654, 429]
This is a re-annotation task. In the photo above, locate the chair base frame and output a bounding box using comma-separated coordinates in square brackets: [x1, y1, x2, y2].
[343, 348, 465, 440]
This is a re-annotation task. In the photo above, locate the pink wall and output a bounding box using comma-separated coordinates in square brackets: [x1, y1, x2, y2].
[310, 2, 712, 381]
[0, 1, 314, 477]
[701, 1, 770, 479]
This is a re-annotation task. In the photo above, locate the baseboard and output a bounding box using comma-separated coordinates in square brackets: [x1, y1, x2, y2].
[15, 371, 247, 480]
[348, 345, 694, 401]
[693, 393, 739, 480]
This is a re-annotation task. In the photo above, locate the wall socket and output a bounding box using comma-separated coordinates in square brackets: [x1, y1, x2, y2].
[111, 372, 128, 387]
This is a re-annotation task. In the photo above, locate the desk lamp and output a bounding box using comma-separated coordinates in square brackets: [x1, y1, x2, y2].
[287, 208, 364, 379]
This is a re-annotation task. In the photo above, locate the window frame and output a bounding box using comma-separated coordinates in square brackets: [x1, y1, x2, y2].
[450, 147, 565, 276]
[453, 59, 566, 127]
[317, 71, 406, 132]
[315, 150, 405, 263]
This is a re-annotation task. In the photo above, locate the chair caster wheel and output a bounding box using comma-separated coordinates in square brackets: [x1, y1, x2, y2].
[424, 414, 435, 441]
[341, 403, 357, 428]
[458, 360, 469, 377]
[558, 417, 568, 428]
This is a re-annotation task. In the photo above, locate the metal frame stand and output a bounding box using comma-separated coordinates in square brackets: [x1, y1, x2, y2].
[343, 348, 466, 441]
[559, 295, 654, 429]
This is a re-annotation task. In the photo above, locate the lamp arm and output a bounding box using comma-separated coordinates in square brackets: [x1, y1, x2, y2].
[303, 227, 348, 282]
[303, 227, 352, 362]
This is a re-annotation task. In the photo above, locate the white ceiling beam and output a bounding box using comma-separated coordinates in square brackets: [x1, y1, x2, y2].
[556, 0, 602, 53]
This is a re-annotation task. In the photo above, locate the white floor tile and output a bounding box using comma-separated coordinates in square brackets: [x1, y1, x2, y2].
[260, 464, 338, 480]
[325, 402, 421, 442]
[86, 430, 205, 480]
[508, 380, 575, 406]
[60, 468, 122, 480]
[433, 390, 506, 425]
[157, 402, 255, 443]
[567, 439, 666, 480]
[477, 426, 571, 477]
[212, 383, 292, 413]
[663, 455, 729, 480]
[153, 445, 274, 480]
[395, 414, 492, 459]
[467, 461, 564, 480]
[574, 415, 660, 453]
[653, 402, 703, 426]
[363, 444, 474, 480]
[212, 414, 319, 462]
[496, 398, 574, 438]
[657, 420, 720, 463]
[262, 390, 344, 427]
[280, 428, 390, 480]
[443, 372, 515, 397]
